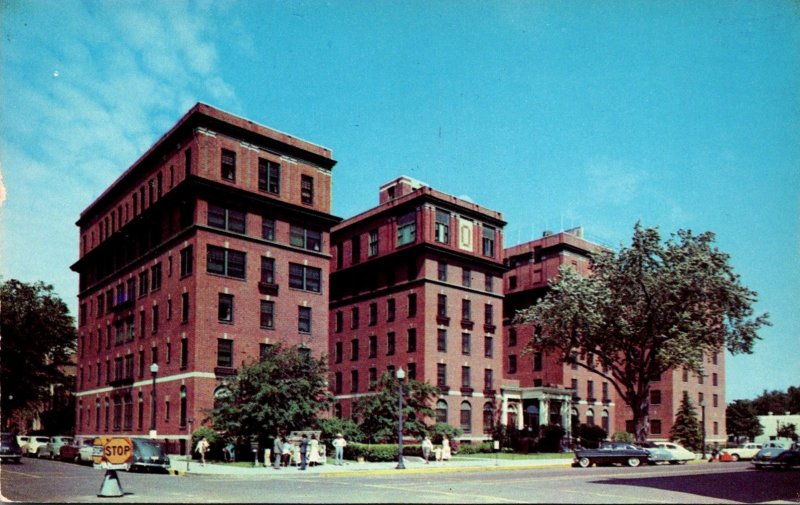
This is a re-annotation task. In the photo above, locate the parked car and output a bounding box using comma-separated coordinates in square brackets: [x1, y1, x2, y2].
[727, 442, 763, 461]
[26, 436, 52, 458]
[752, 441, 798, 470]
[16, 435, 30, 453]
[649, 442, 696, 464]
[59, 437, 94, 463]
[573, 441, 650, 468]
[40, 436, 73, 459]
[1, 433, 23, 464]
[128, 438, 170, 472]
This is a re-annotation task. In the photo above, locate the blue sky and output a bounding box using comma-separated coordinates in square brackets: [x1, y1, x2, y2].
[1, 0, 798, 401]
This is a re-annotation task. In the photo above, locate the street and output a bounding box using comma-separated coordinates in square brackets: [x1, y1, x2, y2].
[2, 457, 799, 503]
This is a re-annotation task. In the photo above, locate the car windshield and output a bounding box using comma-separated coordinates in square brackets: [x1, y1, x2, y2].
[134, 440, 163, 458]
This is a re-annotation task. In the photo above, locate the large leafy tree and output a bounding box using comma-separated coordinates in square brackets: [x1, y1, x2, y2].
[1, 279, 77, 431]
[515, 223, 770, 442]
[726, 400, 763, 442]
[670, 394, 703, 450]
[751, 386, 800, 415]
[206, 344, 332, 443]
[353, 372, 438, 443]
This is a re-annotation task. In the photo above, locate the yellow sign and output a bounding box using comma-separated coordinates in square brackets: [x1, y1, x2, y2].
[104, 438, 133, 465]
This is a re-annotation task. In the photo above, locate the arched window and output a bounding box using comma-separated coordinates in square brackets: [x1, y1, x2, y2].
[483, 402, 494, 433]
[180, 386, 188, 427]
[586, 408, 595, 427]
[460, 401, 472, 433]
[601, 409, 610, 434]
[507, 404, 518, 429]
[436, 400, 448, 424]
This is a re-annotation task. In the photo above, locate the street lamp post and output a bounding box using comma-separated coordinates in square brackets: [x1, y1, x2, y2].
[396, 367, 406, 470]
[186, 418, 194, 471]
[699, 399, 706, 460]
[150, 363, 159, 438]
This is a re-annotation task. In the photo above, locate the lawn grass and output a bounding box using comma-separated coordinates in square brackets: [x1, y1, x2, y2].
[456, 452, 574, 460]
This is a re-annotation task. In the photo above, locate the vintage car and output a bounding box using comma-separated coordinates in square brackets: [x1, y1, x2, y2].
[1, 433, 23, 464]
[752, 442, 799, 470]
[639, 441, 696, 464]
[128, 438, 170, 472]
[727, 442, 763, 461]
[573, 442, 650, 468]
[59, 437, 95, 464]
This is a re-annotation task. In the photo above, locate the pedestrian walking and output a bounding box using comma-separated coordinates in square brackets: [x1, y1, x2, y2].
[308, 434, 321, 467]
[421, 436, 433, 464]
[272, 435, 283, 469]
[442, 435, 451, 461]
[195, 437, 210, 466]
[332, 433, 347, 465]
[298, 434, 309, 470]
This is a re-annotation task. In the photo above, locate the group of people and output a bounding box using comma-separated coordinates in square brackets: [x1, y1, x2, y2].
[271, 433, 328, 470]
[421, 434, 452, 463]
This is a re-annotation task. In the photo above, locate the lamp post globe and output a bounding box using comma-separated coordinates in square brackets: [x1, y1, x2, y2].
[150, 363, 159, 437]
[396, 367, 406, 470]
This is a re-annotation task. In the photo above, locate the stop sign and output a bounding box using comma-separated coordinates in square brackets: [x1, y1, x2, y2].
[103, 438, 133, 465]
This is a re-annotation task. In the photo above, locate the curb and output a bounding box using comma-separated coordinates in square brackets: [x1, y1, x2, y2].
[168, 468, 186, 476]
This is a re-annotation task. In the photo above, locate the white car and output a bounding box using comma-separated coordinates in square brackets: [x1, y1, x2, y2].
[727, 442, 763, 461]
[652, 442, 696, 464]
[26, 436, 52, 457]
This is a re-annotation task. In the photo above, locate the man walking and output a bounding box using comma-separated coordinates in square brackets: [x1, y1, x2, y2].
[298, 434, 309, 470]
[272, 434, 283, 469]
[333, 433, 347, 465]
[421, 436, 433, 464]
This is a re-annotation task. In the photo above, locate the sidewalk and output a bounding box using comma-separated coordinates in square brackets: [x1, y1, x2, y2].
[169, 455, 573, 477]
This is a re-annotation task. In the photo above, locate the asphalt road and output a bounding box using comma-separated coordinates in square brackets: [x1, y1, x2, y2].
[2, 457, 799, 503]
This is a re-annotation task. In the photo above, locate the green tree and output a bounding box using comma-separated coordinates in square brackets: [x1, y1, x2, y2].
[317, 417, 364, 445]
[726, 400, 763, 442]
[515, 223, 769, 442]
[353, 372, 438, 443]
[206, 344, 332, 443]
[776, 422, 797, 441]
[670, 395, 703, 451]
[751, 386, 800, 415]
[1, 279, 77, 432]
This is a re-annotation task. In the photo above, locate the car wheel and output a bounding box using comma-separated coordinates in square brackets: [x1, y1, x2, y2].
[678, 460, 688, 465]
[627, 457, 641, 467]
[73, 454, 80, 464]
[578, 457, 591, 468]
[669, 460, 679, 465]
[731, 454, 740, 462]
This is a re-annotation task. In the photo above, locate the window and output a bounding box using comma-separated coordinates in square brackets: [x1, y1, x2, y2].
[151, 263, 162, 291]
[262, 216, 275, 241]
[407, 362, 416, 380]
[151, 305, 159, 333]
[713, 421, 719, 435]
[484, 304, 494, 326]
[407, 293, 417, 317]
[208, 204, 246, 233]
[260, 301, 274, 329]
[485, 274, 493, 293]
[180, 246, 193, 277]
[300, 175, 314, 204]
[334, 342, 343, 363]
[334, 372, 342, 394]
[698, 392, 704, 404]
[368, 335, 377, 358]
[260, 257, 275, 284]
[586, 408, 595, 426]
[258, 158, 280, 194]
[387, 298, 396, 322]
[712, 352, 719, 365]
[484, 369, 494, 391]
[181, 293, 190, 323]
[462, 268, 471, 288]
[437, 329, 447, 352]
[290, 225, 322, 251]
[180, 338, 188, 369]
[396, 211, 416, 246]
[460, 401, 472, 433]
[698, 373, 704, 385]
[436, 400, 448, 424]
[437, 364, 447, 388]
[682, 368, 689, 382]
[387, 332, 396, 355]
[350, 339, 359, 361]
[483, 402, 494, 432]
[407, 328, 417, 352]
[368, 230, 378, 256]
[138, 271, 149, 297]
[298, 306, 312, 333]
[207, 246, 246, 279]
[587, 380, 595, 400]
[217, 339, 233, 368]
[351, 307, 360, 329]
[334, 311, 343, 333]
[461, 366, 471, 388]
[508, 355, 517, 374]
[462, 333, 471, 355]
[437, 294, 448, 318]
[368, 303, 377, 325]
[484, 336, 493, 358]
[438, 261, 447, 281]
[651, 389, 661, 405]
[351, 236, 361, 264]
[482, 226, 495, 257]
[533, 352, 542, 371]
[713, 393, 719, 408]
[221, 149, 236, 181]
[435, 209, 450, 244]
[462, 299, 472, 322]
[289, 263, 321, 292]
[571, 378, 579, 398]
[650, 419, 662, 435]
[602, 382, 609, 401]
[350, 370, 359, 393]
[368, 368, 377, 391]
[712, 373, 718, 386]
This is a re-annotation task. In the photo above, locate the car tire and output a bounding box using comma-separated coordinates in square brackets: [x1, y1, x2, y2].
[627, 457, 641, 467]
[578, 457, 591, 468]
[669, 460, 679, 465]
[731, 454, 740, 462]
[73, 454, 80, 464]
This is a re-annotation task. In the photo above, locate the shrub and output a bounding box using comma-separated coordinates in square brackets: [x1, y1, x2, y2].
[536, 425, 566, 452]
[429, 423, 463, 444]
[575, 424, 607, 449]
[346, 443, 422, 462]
[611, 431, 635, 443]
[455, 442, 494, 455]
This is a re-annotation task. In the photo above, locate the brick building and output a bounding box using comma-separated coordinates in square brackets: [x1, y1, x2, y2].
[328, 177, 507, 441]
[503, 228, 726, 444]
[71, 103, 339, 452]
